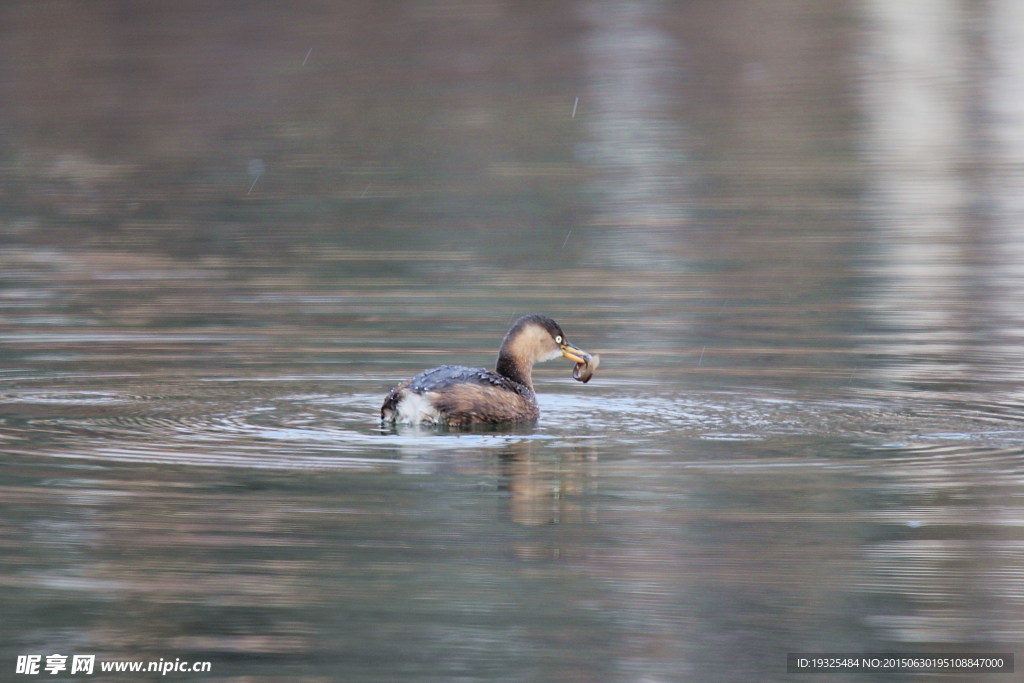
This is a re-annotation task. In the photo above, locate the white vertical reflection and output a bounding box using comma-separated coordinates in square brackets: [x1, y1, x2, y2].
[581, 0, 690, 267]
[985, 0, 1024, 386]
[861, 0, 1024, 647]
[860, 0, 973, 377]
[863, 0, 1024, 389]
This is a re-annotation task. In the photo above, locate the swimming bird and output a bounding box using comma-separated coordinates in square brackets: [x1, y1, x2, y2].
[381, 314, 595, 426]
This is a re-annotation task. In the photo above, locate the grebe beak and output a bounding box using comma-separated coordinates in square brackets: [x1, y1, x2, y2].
[560, 342, 592, 364]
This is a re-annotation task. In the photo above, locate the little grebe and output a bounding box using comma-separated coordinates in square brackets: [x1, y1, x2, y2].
[381, 314, 596, 426]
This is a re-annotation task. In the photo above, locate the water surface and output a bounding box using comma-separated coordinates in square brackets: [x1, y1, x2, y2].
[3, 2, 1024, 681]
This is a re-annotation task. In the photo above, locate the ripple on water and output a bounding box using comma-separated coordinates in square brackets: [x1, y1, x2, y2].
[5, 377, 1024, 471]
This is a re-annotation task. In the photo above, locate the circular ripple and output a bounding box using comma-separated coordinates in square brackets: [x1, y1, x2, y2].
[6, 376, 1024, 471]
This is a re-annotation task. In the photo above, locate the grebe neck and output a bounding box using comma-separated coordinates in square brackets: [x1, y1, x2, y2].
[495, 354, 533, 392]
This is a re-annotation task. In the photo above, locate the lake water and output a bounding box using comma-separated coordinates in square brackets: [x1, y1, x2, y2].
[3, 2, 1024, 681]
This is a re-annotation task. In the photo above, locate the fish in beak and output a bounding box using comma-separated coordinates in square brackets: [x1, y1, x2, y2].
[561, 342, 600, 383]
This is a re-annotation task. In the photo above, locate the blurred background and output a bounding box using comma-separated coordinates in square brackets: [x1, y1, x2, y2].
[3, 1, 1024, 681]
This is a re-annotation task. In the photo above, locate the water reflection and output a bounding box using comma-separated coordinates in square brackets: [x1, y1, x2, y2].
[3, 0, 1024, 679]
[582, 0, 691, 256]
[499, 441, 598, 529]
[862, 442, 1024, 646]
[860, 0, 1024, 396]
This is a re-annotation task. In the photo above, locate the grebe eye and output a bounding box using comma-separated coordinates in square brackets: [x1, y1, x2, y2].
[555, 335, 562, 344]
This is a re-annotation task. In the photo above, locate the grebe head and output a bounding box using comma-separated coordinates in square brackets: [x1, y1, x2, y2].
[495, 314, 592, 387]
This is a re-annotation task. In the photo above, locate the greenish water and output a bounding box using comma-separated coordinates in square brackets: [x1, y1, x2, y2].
[4, 2, 1024, 681]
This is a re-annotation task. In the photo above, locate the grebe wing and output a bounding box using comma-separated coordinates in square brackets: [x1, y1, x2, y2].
[407, 365, 530, 396]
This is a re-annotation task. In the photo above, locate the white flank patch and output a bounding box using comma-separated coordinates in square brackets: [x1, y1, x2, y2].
[393, 391, 442, 425]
